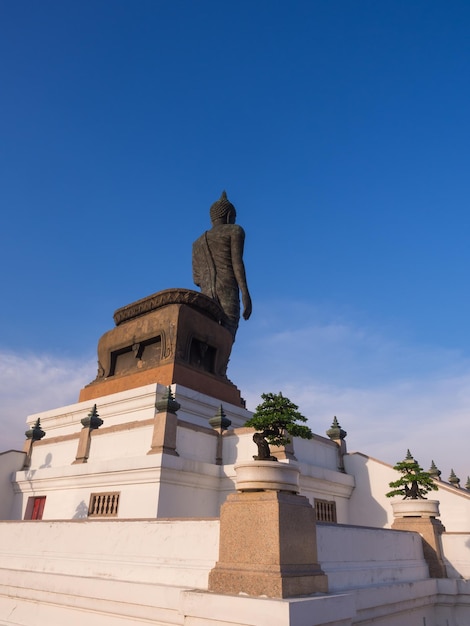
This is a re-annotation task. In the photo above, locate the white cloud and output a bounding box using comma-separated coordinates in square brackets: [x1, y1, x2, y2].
[232, 308, 470, 486]
[0, 351, 96, 451]
[238, 375, 470, 484]
[1, 311, 469, 489]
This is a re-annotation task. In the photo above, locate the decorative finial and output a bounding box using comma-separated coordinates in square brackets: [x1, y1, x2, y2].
[326, 416, 347, 441]
[81, 404, 103, 430]
[449, 469, 460, 487]
[404, 449, 415, 463]
[209, 405, 232, 432]
[465, 476, 470, 491]
[25, 418, 46, 442]
[156, 386, 181, 415]
[428, 460, 441, 479]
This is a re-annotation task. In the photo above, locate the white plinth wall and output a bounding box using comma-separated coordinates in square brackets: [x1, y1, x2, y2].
[1, 382, 470, 625]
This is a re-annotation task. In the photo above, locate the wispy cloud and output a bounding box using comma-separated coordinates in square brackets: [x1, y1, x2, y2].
[1, 309, 469, 487]
[232, 303, 470, 484]
[0, 351, 96, 451]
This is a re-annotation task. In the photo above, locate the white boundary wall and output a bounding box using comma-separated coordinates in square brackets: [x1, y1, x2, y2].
[1, 519, 470, 626]
[0, 451, 25, 520]
[442, 532, 470, 579]
[345, 452, 470, 532]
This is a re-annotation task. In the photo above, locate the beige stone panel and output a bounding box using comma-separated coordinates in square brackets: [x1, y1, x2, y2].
[148, 411, 178, 456]
[72, 426, 91, 464]
[209, 491, 327, 598]
[392, 515, 447, 578]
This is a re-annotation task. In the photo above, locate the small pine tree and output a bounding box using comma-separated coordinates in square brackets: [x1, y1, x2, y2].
[245, 392, 313, 459]
[386, 450, 438, 500]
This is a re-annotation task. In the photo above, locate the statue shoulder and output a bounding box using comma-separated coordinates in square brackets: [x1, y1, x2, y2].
[193, 230, 208, 248]
[225, 223, 245, 237]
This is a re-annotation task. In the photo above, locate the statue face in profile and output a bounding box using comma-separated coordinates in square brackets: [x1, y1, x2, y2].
[192, 191, 252, 339]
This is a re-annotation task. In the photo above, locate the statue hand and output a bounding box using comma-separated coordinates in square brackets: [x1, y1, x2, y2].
[242, 294, 252, 320]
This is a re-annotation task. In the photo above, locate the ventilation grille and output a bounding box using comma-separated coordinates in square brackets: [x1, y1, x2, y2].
[88, 492, 120, 517]
[315, 498, 337, 523]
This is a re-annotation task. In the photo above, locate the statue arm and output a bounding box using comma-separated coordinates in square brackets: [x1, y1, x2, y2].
[192, 241, 201, 287]
[230, 227, 252, 320]
[192, 263, 201, 288]
[192, 234, 215, 295]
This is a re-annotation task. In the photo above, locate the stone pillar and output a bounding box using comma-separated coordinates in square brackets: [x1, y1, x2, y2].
[208, 405, 231, 465]
[209, 461, 328, 598]
[73, 405, 103, 464]
[391, 500, 447, 578]
[147, 386, 180, 456]
[326, 416, 347, 472]
[22, 419, 46, 469]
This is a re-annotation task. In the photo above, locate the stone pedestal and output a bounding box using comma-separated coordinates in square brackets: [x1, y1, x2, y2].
[209, 464, 328, 598]
[79, 289, 243, 406]
[391, 499, 447, 578]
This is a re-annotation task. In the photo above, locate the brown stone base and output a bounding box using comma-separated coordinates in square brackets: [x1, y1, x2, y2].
[79, 290, 244, 407]
[209, 490, 328, 598]
[209, 564, 327, 598]
[392, 516, 447, 578]
[79, 361, 243, 406]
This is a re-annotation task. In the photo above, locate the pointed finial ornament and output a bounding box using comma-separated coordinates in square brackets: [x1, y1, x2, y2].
[449, 469, 460, 487]
[326, 416, 347, 441]
[156, 386, 181, 415]
[25, 418, 46, 442]
[81, 404, 103, 429]
[209, 404, 232, 432]
[465, 476, 470, 491]
[404, 449, 415, 463]
[428, 460, 441, 479]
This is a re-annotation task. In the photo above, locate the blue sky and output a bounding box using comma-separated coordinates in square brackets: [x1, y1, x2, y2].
[1, 1, 470, 484]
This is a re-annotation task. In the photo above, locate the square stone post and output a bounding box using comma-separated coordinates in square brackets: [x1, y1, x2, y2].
[147, 386, 179, 456]
[208, 405, 232, 465]
[73, 405, 103, 464]
[209, 461, 328, 598]
[22, 419, 45, 469]
[391, 499, 447, 578]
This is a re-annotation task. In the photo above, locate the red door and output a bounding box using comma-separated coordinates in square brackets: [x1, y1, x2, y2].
[31, 496, 46, 520]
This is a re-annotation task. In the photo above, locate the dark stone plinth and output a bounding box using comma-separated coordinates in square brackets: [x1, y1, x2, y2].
[113, 288, 229, 327]
[80, 289, 243, 406]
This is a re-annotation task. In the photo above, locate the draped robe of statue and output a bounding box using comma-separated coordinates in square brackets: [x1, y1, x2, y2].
[192, 192, 251, 340]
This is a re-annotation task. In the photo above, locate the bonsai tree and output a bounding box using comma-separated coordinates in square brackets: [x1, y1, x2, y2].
[386, 450, 438, 500]
[244, 392, 313, 461]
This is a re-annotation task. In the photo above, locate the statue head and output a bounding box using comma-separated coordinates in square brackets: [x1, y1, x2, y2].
[210, 191, 236, 225]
